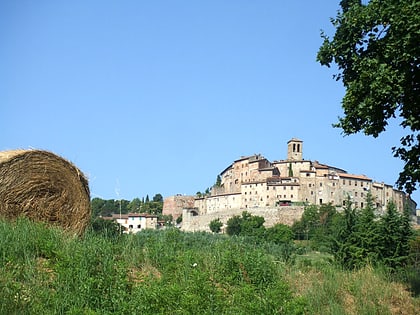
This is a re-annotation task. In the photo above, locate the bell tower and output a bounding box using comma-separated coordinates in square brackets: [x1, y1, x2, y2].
[287, 138, 303, 161]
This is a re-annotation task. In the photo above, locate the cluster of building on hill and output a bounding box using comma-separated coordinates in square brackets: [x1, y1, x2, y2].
[163, 138, 417, 224]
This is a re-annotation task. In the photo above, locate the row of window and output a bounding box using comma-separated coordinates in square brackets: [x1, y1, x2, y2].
[244, 194, 294, 202]
[342, 179, 366, 186]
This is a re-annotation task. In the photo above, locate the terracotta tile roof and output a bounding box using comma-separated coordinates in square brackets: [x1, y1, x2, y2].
[338, 173, 371, 181]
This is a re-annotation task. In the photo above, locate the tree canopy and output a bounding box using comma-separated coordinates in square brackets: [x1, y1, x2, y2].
[317, 0, 420, 193]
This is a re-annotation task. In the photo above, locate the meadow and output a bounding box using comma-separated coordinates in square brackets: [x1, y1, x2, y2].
[1, 218, 419, 314]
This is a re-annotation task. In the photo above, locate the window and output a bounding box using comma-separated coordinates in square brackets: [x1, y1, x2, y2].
[291, 194, 293, 198]
[319, 199, 323, 204]
[137, 225, 141, 229]
[343, 180, 345, 185]
[291, 186, 294, 190]
[283, 186, 286, 190]
[349, 180, 352, 185]
[309, 183, 312, 187]
[361, 192, 364, 198]
[273, 187, 276, 190]
[129, 225, 133, 229]
[320, 183, 323, 187]
[311, 191, 314, 195]
[355, 181, 357, 186]
[361, 202, 364, 208]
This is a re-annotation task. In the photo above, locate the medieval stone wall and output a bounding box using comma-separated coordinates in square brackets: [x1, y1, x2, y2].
[162, 195, 195, 220]
[181, 206, 305, 232]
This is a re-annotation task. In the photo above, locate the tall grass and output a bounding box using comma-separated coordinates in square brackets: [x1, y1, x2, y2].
[0, 219, 305, 314]
[1, 219, 419, 314]
[284, 251, 420, 315]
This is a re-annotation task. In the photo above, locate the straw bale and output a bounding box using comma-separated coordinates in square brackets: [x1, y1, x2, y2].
[0, 149, 91, 235]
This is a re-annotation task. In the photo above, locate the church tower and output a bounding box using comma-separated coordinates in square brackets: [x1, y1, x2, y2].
[287, 138, 303, 161]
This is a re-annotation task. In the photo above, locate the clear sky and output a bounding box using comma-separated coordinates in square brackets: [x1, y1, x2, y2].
[1, 0, 418, 205]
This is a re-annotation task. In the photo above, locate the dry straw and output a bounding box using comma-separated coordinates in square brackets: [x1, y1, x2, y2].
[0, 150, 91, 235]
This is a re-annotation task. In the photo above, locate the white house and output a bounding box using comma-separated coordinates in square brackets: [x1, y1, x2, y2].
[111, 213, 158, 234]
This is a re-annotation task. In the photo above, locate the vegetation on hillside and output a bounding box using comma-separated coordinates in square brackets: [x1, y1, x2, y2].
[91, 194, 164, 217]
[1, 216, 420, 314]
[2, 189, 420, 314]
[90, 194, 175, 227]
[0, 218, 306, 314]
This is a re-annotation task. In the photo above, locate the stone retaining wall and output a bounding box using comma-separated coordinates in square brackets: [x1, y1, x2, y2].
[181, 206, 304, 232]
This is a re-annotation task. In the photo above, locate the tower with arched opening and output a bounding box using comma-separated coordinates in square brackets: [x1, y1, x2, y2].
[287, 138, 303, 161]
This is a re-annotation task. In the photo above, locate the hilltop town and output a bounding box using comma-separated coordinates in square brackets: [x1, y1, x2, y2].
[163, 138, 417, 232]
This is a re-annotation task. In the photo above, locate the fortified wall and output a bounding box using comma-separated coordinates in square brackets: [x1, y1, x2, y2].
[181, 206, 304, 232]
[162, 195, 195, 220]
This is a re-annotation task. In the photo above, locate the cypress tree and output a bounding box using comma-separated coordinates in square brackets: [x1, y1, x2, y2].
[334, 196, 358, 269]
[352, 192, 381, 267]
[379, 201, 414, 270]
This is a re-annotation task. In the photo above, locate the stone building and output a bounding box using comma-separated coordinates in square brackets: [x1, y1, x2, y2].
[191, 138, 416, 217]
[162, 194, 195, 220]
[111, 213, 158, 234]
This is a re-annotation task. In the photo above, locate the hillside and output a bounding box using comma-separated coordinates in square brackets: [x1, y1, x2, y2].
[1, 219, 419, 314]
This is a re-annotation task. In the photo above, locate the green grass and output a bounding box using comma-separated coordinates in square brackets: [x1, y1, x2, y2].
[1, 218, 419, 314]
[0, 219, 305, 314]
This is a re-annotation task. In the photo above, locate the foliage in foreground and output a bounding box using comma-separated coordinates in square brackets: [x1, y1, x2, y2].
[0, 218, 305, 314]
[286, 252, 420, 315]
[317, 0, 420, 193]
[292, 197, 415, 271]
[2, 218, 419, 314]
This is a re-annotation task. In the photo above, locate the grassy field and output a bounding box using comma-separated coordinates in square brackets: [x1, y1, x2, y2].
[1, 218, 419, 314]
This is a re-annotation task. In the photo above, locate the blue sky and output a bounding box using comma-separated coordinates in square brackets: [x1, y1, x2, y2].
[1, 1, 418, 205]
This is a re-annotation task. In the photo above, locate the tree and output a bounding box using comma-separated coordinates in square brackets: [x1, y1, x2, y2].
[225, 212, 266, 239]
[127, 198, 141, 212]
[209, 218, 223, 233]
[90, 217, 121, 238]
[379, 201, 414, 269]
[176, 214, 183, 225]
[226, 215, 242, 236]
[351, 193, 381, 267]
[91, 197, 106, 217]
[152, 194, 163, 203]
[265, 223, 293, 245]
[240, 211, 265, 238]
[214, 175, 222, 187]
[317, 0, 420, 194]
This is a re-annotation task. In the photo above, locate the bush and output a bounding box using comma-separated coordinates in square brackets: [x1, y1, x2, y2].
[209, 218, 223, 233]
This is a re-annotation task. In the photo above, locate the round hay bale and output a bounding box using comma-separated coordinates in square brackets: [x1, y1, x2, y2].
[0, 150, 91, 235]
